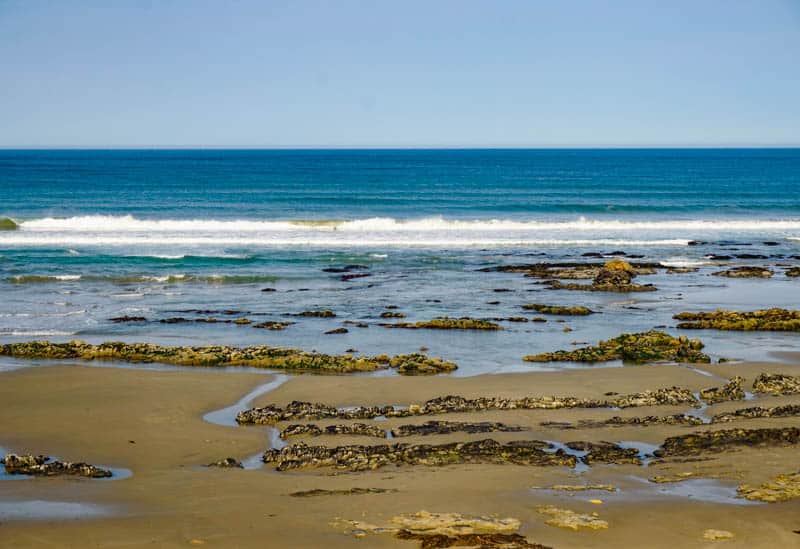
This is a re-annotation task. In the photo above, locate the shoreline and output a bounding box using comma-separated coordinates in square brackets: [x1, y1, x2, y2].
[1, 360, 799, 547]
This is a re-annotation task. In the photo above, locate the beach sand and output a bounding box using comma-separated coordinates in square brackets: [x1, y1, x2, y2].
[1, 362, 799, 548]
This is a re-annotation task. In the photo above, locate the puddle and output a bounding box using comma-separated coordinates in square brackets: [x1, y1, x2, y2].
[0, 500, 116, 520]
[616, 441, 659, 466]
[544, 441, 589, 474]
[624, 475, 762, 506]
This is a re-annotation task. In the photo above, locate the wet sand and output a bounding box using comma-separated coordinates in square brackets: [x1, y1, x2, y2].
[1, 362, 799, 548]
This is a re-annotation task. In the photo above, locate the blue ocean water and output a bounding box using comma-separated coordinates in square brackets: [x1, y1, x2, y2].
[1, 148, 799, 374]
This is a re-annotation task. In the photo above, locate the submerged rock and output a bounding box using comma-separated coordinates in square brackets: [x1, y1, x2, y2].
[521, 303, 594, 315]
[391, 420, 525, 437]
[536, 505, 608, 531]
[0, 340, 456, 375]
[280, 423, 387, 438]
[654, 427, 800, 457]
[674, 308, 800, 331]
[752, 373, 800, 395]
[737, 471, 800, 502]
[207, 457, 243, 468]
[262, 439, 577, 471]
[381, 317, 503, 330]
[523, 330, 709, 364]
[3, 454, 112, 478]
[700, 376, 745, 404]
[712, 266, 773, 278]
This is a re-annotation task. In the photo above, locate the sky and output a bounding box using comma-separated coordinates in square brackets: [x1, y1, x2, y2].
[1, 0, 799, 148]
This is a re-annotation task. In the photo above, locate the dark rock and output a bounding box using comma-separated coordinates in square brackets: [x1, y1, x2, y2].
[341, 273, 371, 281]
[752, 373, 800, 395]
[325, 327, 349, 335]
[391, 421, 525, 437]
[295, 310, 337, 317]
[110, 316, 147, 323]
[712, 266, 773, 278]
[565, 441, 642, 465]
[253, 321, 294, 330]
[395, 531, 550, 548]
[654, 427, 800, 457]
[522, 304, 594, 316]
[713, 404, 800, 423]
[207, 457, 243, 468]
[674, 308, 800, 331]
[700, 376, 745, 404]
[261, 287, 277, 292]
[281, 423, 387, 438]
[380, 311, 406, 318]
[381, 317, 503, 330]
[290, 487, 397, 497]
[3, 454, 112, 478]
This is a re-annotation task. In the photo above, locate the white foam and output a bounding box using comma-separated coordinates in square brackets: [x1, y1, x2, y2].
[0, 330, 76, 336]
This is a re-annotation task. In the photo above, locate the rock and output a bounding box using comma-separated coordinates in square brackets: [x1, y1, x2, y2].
[233, 318, 251, 325]
[532, 484, 616, 492]
[280, 423, 387, 438]
[523, 330, 709, 363]
[207, 457, 243, 468]
[260, 287, 277, 292]
[3, 453, 112, 478]
[380, 317, 503, 330]
[252, 321, 294, 330]
[324, 327, 348, 335]
[522, 304, 594, 315]
[737, 471, 800, 502]
[674, 308, 800, 331]
[322, 265, 369, 273]
[0, 217, 19, 230]
[237, 387, 698, 425]
[391, 421, 525, 437]
[395, 531, 548, 548]
[542, 413, 703, 429]
[703, 529, 735, 541]
[712, 266, 773, 278]
[565, 441, 641, 465]
[109, 316, 147, 323]
[654, 427, 800, 457]
[666, 267, 699, 274]
[700, 376, 745, 404]
[536, 505, 608, 531]
[390, 354, 458, 375]
[289, 487, 396, 497]
[295, 310, 336, 317]
[343, 320, 369, 328]
[752, 373, 800, 395]
[0, 340, 456, 375]
[380, 311, 406, 318]
[480, 261, 659, 280]
[262, 439, 577, 471]
[713, 404, 800, 423]
[340, 273, 371, 281]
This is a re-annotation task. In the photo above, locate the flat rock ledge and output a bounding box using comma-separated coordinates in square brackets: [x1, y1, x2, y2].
[752, 373, 800, 395]
[2, 454, 112, 478]
[236, 387, 698, 425]
[0, 340, 456, 375]
[674, 308, 800, 331]
[262, 439, 577, 471]
[523, 330, 709, 363]
[737, 471, 800, 503]
[654, 427, 800, 457]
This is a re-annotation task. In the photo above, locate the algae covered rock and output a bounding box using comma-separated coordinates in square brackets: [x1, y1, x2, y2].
[712, 403, 800, 423]
[262, 439, 577, 471]
[737, 471, 800, 502]
[3, 454, 112, 478]
[654, 427, 800, 457]
[381, 317, 503, 330]
[0, 217, 19, 231]
[280, 423, 387, 438]
[521, 304, 594, 316]
[700, 376, 745, 404]
[391, 421, 524, 437]
[752, 373, 800, 395]
[0, 340, 457, 375]
[712, 266, 773, 278]
[523, 330, 709, 364]
[674, 308, 800, 331]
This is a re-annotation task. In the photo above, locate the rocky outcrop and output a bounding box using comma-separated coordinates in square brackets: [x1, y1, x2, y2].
[542, 413, 704, 429]
[536, 506, 608, 531]
[207, 457, 243, 468]
[712, 404, 800, 423]
[480, 261, 658, 279]
[565, 441, 641, 465]
[700, 376, 745, 404]
[737, 472, 800, 502]
[252, 321, 294, 330]
[543, 259, 658, 292]
[262, 439, 577, 471]
[237, 387, 698, 425]
[674, 308, 800, 331]
[524, 331, 709, 363]
[380, 311, 406, 318]
[391, 421, 525, 437]
[280, 423, 387, 438]
[294, 310, 336, 317]
[752, 373, 800, 395]
[2, 454, 111, 478]
[712, 266, 773, 278]
[654, 427, 800, 457]
[380, 317, 503, 330]
[521, 304, 594, 315]
[0, 340, 457, 375]
[109, 316, 147, 323]
[289, 487, 396, 497]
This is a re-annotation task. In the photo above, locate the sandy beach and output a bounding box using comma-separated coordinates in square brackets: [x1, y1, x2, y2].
[1, 360, 799, 548]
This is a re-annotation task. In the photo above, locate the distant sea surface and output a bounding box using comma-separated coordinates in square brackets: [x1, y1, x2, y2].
[1, 149, 799, 374]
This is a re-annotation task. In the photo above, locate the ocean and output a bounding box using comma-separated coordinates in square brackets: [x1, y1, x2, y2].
[1, 148, 799, 374]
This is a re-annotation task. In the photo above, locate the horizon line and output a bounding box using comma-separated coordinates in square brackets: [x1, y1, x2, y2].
[1, 144, 799, 151]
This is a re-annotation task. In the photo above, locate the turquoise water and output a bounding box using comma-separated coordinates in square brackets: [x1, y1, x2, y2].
[1, 149, 799, 374]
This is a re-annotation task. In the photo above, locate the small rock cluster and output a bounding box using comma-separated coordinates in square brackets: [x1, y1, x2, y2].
[2, 454, 111, 478]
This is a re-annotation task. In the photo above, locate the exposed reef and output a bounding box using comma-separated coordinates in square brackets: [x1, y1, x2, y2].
[253, 321, 294, 330]
[391, 421, 525, 437]
[542, 413, 704, 430]
[737, 472, 800, 502]
[523, 331, 709, 364]
[280, 423, 387, 438]
[712, 266, 773, 278]
[263, 439, 577, 471]
[380, 317, 503, 330]
[237, 387, 698, 425]
[713, 404, 800, 423]
[654, 427, 800, 457]
[674, 308, 800, 331]
[289, 487, 397, 497]
[566, 441, 642, 465]
[0, 340, 457, 375]
[521, 304, 594, 316]
[752, 373, 800, 395]
[2, 454, 112, 478]
[294, 310, 337, 317]
[480, 260, 658, 279]
[699, 376, 745, 404]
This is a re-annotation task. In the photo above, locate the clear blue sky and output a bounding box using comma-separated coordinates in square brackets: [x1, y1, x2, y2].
[1, 0, 798, 147]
